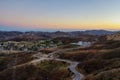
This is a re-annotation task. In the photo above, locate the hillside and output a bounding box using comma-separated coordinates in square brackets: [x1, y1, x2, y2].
[57, 40, 120, 80]
[0, 30, 120, 80]
[107, 32, 120, 40]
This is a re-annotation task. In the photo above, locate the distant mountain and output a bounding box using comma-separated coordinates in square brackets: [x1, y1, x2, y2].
[0, 31, 23, 41]
[82, 30, 115, 35]
[0, 30, 118, 41]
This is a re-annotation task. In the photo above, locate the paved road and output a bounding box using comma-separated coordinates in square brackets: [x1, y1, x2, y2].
[53, 58, 84, 80]
[69, 62, 84, 80]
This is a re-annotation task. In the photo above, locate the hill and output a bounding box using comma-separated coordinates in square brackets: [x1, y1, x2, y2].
[107, 32, 120, 40]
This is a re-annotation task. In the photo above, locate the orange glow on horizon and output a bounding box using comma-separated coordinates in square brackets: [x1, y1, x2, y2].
[1, 15, 120, 30]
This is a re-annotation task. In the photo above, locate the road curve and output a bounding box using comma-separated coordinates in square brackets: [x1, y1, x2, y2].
[69, 62, 84, 80]
[54, 58, 84, 80]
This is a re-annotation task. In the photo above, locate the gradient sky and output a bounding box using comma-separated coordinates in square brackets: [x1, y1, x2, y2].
[0, 0, 120, 31]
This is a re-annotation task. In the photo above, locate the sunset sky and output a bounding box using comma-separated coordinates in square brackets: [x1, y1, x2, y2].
[0, 0, 120, 31]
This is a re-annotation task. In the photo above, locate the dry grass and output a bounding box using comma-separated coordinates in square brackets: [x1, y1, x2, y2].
[58, 40, 120, 80]
[0, 60, 72, 80]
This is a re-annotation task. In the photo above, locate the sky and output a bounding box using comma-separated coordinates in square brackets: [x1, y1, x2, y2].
[0, 0, 120, 31]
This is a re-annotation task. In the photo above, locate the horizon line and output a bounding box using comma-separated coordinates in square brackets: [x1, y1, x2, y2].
[0, 29, 119, 32]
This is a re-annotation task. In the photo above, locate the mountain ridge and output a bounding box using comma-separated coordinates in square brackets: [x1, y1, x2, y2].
[0, 30, 117, 41]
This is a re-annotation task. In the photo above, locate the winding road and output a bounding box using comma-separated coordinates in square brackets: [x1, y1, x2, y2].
[30, 57, 84, 80]
[10, 48, 84, 80]
[54, 58, 84, 80]
[47, 49, 84, 80]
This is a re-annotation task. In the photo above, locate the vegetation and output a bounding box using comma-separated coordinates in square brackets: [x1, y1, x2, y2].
[0, 60, 72, 80]
[58, 40, 120, 80]
[0, 40, 62, 52]
[0, 32, 120, 80]
[0, 52, 34, 72]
